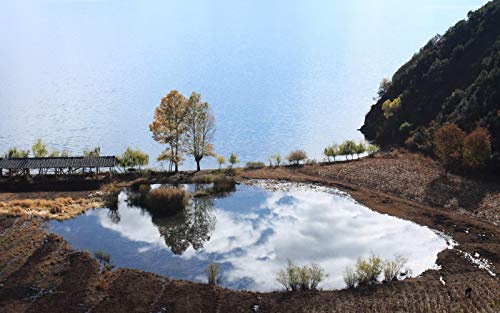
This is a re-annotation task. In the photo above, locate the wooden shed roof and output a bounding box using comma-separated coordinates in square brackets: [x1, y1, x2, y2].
[0, 156, 116, 169]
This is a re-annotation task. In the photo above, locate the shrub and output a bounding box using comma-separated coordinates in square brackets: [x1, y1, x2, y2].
[343, 266, 357, 288]
[366, 144, 379, 156]
[32, 138, 48, 158]
[399, 121, 413, 133]
[94, 250, 111, 263]
[83, 147, 101, 158]
[229, 153, 239, 168]
[4, 147, 30, 158]
[216, 155, 226, 170]
[305, 159, 317, 165]
[355, 252, 382, 286]
[286, 150, 307, 165]
[144, 187, 190, 216]
[462, 127, 491, 169]
[276, 259, 326, 291]
[212, 176, 236, 193]
[382, 255, 408, 282]
[206, 262, 221, 285]
[245, 161, 266, 169]
[434, 124, 465, 170]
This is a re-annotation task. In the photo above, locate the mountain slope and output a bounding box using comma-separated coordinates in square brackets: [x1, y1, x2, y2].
[360, 0, 500, 163]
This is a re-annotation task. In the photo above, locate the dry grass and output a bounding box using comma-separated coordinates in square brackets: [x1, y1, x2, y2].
[0, 196, 105, 220]
[144, 187, 190, 216]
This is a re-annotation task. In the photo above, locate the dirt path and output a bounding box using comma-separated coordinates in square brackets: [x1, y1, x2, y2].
[0, 153, 499, 312]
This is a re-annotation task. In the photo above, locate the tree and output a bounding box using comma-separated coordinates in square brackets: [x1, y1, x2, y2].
[216, 155, 226, 170]
[366, 144, 379, 156]
[463, 127, 491, 169]
[377, 78, 392, 99]
[286, 150, 307, 165]
[323, 144, 340, 162]
[185, 92, 216, 171]
[4, 147, 30, 158]
[229, 153, 239, 169]
[48, 150, 60, 157]
[32, 138, 48, 158]
[340, 140, 357, 160]
[274, 153, 282, 166]
[150, 90, 188, 172]
[354, 142, 366, 159]
[83, 147, 101, 158]
[382, 97, 402, 119]
[434, 124, 465, 170]
[117, 147, 149, 171]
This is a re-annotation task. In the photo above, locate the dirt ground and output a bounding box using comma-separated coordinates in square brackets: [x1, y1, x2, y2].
[0, 152, 499, 312]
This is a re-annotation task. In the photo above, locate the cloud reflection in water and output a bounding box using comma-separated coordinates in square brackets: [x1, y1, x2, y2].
[50, 182, 447, 291]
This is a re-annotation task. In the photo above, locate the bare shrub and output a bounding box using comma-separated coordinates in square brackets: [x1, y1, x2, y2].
[206, 262, 221, 285]
[276, 259, 326, 291]
[383, 255, 408, 282]
[343, 266, 358, 288]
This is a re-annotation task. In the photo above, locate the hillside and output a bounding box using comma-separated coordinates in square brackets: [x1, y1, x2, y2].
[360, 0, 500, 165]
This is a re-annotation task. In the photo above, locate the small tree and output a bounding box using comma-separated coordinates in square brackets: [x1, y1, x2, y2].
[434, 124, 465, 170]
[185, 92, 216, 171]
[354, 142, 366, 159]
[83, 147, 101, 158]
[340, 140, 357, 160]
[117, 147, 149, 171]
[377, 78, 392, 99]
[462, 127, 491, 170]
[216, 155, 226, 170]
[272, 153, 282, 167]
[324, 144, 340, 162]
[229, 153, 239, 169]
[206, 262, 221, 285]
[286, 150, 307, 165]
[32, 138, 48, 158]
[366, 144, 379, 156]
[4, 147, 30, 158]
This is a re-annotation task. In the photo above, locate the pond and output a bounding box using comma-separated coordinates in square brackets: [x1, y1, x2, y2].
[48, 181, 448, 291]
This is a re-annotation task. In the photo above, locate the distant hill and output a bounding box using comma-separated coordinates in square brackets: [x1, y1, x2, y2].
[360, 0, 500, 164]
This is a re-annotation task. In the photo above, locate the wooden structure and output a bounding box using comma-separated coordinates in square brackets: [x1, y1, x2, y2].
[0, 156, 116, 178]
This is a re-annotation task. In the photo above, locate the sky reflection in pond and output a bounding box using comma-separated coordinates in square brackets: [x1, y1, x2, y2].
[49, 182, 447, 291]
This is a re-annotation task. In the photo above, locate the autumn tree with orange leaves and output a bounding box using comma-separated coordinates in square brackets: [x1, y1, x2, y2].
[150, 90, 216, 172]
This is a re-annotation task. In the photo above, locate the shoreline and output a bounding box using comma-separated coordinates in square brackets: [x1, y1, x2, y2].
[0, 152, 498, 312]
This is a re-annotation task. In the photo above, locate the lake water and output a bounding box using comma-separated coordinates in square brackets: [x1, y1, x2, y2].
[48, 182, 448, 291]
[0, 0, 484, 169]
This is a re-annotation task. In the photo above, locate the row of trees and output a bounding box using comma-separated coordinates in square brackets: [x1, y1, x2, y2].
[434, 124, 492, 171]
[150, 90, 215, 172]
[323, 140, 379, 162]
[3, 139, 99, 159]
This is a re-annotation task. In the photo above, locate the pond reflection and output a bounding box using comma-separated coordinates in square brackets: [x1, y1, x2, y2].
[49, 182, 448, 291]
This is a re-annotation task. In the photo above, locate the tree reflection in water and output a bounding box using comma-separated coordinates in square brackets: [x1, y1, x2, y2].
[121, 184, 217, 255]
[152, 196, 216, 255]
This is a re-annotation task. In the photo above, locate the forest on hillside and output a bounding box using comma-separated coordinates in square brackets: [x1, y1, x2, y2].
[361, 0, 499, 169]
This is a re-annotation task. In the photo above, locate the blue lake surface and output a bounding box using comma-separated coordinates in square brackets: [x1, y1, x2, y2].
[48, 182, 448, 291]
[0, 0, 484, 169]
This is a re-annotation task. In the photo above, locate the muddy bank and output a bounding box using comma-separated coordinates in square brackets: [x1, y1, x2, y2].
[0, 153, 499, 312]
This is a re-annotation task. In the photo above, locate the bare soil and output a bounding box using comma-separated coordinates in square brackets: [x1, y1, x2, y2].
[0, 152, 499, 312]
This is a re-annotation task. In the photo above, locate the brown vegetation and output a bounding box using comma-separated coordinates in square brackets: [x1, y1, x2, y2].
[143, 187, 190, 216]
